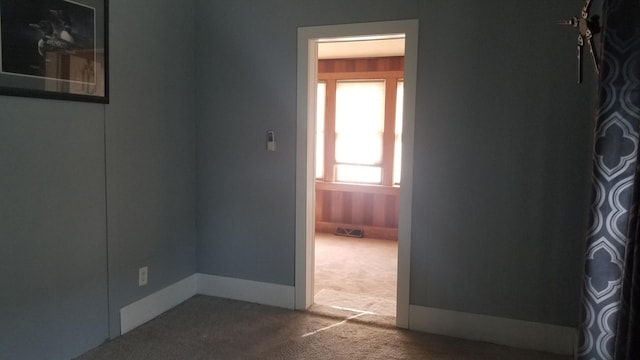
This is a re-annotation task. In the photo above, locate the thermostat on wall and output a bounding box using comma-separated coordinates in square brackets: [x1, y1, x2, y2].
[267, 130, 276, 151]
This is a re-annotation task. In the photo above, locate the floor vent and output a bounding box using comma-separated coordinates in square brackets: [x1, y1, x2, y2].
[335, 227, 364, 238]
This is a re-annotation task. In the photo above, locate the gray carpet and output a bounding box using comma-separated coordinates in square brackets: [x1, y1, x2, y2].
[76, 295, 571, 360]
[314, 233, 397, 317]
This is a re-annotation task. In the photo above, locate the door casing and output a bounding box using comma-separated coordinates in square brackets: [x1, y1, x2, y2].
[295, 19, 418, 328]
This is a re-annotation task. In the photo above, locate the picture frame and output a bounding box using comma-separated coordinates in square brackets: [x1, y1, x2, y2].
[0, 0, 108, 103]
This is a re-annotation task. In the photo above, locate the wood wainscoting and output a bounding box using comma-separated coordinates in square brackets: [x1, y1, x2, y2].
[315, 181, 399, 240]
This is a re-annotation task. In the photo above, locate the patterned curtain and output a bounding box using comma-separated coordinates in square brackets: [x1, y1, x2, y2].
[578, 0, 640, 359]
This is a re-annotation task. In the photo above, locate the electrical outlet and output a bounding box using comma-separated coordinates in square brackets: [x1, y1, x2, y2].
[138, 266, 148, 286]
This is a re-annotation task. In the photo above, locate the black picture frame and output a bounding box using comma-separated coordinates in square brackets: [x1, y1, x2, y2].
[0, 0, 108, 103]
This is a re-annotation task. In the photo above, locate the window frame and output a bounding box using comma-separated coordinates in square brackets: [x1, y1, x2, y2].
[317, 70, 404, 187]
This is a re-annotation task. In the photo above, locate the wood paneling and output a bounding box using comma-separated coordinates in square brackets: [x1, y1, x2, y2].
[351, 191, 365, 224]
[315, 181, 399, 240]
[330, 191, 343, 223]
[318, 57, 404, 73]
[315, 221, 397, 240]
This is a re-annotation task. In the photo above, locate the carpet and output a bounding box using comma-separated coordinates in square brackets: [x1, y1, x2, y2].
[75, 295, 572, 360]
[314, 288, 396, 317]
[314, 233, 398, 318]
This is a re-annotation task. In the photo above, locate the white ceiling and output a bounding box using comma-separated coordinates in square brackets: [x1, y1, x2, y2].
[317, 38, 405, 59]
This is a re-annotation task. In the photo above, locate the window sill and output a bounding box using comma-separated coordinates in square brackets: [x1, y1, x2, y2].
[315, 180, 399, 195]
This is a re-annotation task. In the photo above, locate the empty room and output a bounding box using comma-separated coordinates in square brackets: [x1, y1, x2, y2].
[1, 0, 638, 359]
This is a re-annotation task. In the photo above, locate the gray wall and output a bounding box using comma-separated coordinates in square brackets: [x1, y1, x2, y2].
[196, 0, 597, 328]
[411, 1, 597, 326]
[195, 0, 418, 286]
[105, 0, 197, 338]
[0, 0, 197, 358]
[0, 99, 108, 360]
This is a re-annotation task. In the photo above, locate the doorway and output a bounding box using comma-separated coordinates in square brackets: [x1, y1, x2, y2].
[296, 20, 418, 328]
[313, 37, 404, 317]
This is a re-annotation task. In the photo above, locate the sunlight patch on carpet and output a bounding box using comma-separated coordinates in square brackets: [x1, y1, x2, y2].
[314, 288, 396, 317]
[301, 309, 370, 338]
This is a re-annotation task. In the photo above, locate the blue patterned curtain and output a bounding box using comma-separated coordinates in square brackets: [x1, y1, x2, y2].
[578, 0, 640, 359]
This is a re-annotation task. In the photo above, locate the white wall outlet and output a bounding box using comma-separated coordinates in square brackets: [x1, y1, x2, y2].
[138, 266, 148, 286]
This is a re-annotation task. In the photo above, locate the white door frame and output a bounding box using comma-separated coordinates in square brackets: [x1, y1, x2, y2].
[295, 19, 418, 328]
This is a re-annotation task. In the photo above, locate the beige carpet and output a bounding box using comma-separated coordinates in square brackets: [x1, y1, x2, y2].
[75, 235, 573, 359]
[76, 295, 571, 360]
[314, 233, 397, 318]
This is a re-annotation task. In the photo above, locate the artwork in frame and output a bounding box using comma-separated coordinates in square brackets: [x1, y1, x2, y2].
[0, 0, 108, 103]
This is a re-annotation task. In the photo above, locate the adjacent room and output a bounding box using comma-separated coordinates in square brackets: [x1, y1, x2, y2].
[313, 36, 404, 318]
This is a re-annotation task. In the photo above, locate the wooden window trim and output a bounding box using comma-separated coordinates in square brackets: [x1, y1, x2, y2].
[318, 70, 404, 80]
[317, 62, 404, 186]
[315, 180, 400, 196]
[323, 79, 337, 182]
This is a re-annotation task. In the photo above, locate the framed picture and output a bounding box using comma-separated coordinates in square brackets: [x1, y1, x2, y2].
[0, 0, 108, 103]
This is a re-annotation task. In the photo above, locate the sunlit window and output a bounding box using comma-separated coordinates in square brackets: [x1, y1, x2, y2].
[334, 80, 385, 183]
[393, 80, 403, 184]
[315, 61, 404, 186]
[335, 164, 382, 183]
[316, 82, 326, 179]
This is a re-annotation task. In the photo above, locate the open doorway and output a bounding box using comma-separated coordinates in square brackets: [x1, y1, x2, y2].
[313, 37, 405, 318]
[296, 20, 418, 328]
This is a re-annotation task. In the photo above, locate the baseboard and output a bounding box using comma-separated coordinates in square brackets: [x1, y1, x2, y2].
[120, 274, 198, 334]
[119, 277, 575, 355]
[196, 273, 295, 309]
[120, 274, 296, 335]
[315, 221, 398, 240]
[408, 305, 576, 355]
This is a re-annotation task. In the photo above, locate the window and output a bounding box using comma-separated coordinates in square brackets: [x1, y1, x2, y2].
[335, 80, 385, 183]
[316, 58, 404, 186]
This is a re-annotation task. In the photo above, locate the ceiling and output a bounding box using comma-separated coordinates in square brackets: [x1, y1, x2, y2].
[317, 38, 405, 59]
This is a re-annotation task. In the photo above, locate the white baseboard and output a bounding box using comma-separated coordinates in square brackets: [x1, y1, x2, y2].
[120, 273, 296, 335]
[408, 305, 576, 355]
[121, 276, 574, 355]
[196, 274, 295, 309]
[120, 274, 198, 334]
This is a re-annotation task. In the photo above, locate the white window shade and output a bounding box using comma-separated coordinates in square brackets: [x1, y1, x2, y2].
[334, 80, 385, 183]
[335, 165, 382, 184]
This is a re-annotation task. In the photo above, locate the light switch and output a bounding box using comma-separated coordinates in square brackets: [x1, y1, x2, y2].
[267, 130, 276, 151]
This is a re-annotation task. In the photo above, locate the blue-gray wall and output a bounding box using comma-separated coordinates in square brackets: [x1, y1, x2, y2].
[0, 0, 197, 358]
[195, 0, 418, 288]
[105, 0, 197, 339]
[411, 0, 597, 326]
[196, 0, 597, 328]
[0, 100, 108, 360]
